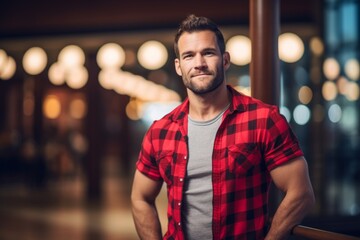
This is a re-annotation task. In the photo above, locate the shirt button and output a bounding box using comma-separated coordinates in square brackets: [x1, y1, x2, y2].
[178, 202, 181, 206]
[178, 222, 181, 226]
[179, 178, 183, 182]
[184, 156, 187, 159]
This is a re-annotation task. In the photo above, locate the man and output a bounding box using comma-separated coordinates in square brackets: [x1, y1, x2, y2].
[131, 14, 315, 240]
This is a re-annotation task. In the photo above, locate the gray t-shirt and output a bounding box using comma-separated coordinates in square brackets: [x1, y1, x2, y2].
[182, 109, 225, 239]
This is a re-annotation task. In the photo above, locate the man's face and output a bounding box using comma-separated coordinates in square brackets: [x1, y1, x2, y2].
[175, 30, 230, 95]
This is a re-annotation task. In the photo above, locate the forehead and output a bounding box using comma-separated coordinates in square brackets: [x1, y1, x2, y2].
[177, 30, 219, 53]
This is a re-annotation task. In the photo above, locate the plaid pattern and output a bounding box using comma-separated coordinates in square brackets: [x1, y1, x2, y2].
[136, 86, 303, 239]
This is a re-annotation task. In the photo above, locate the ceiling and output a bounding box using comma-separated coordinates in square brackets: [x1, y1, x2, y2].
[0, 0, 322, 39]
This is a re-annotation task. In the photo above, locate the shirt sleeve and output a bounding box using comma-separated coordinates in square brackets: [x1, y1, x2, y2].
[136, 125, 163, 181]
[262, 106, 304, 171]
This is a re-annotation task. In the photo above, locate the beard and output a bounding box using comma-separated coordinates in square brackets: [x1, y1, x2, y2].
[182, 66, 225, 95]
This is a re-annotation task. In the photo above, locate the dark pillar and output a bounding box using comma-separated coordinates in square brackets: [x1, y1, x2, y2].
[84, 54, 103, 202]
[250, 0, 280, 106]
[250, 0, 281, 218]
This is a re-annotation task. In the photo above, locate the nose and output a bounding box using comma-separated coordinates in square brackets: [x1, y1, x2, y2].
[194, 54, 207, 70]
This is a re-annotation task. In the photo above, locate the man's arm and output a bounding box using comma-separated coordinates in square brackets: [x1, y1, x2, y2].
[265, 156, 315, 240]
[131, 169, 164, 240]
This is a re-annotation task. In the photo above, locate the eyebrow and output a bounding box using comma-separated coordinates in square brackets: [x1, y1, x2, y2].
[180, 47, 218, 58]
[180, 51, 193, 58]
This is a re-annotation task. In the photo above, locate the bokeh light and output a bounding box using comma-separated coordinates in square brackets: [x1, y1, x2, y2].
[226, 35, 251, 66]
[323, 58, 340, 80]
[0, 49, 8, 73]
[126, 98, 143, 121]
[337, 76, 349, 95]
[48, 62, 66, 85]
[344, 58, 359, 81]
[278, 33, 304, 63]
[97, 43, 126, 69]
[328, 104, 342, 123]
[22, 47, 48, 75]
[69, 97, 87, 119]
[341, 106, 358, 132]
[137, 41, 168, 70]
[344, 81, 359, 101]
[58, 45, 85, 69]
[298, 86, 313, 104]
[66, 66, 88, 89]
[0, 56, 16, 80]
[322, 81, 338, 101]
[280, 106, 291, 122]
[141, 102, 180, 126]
[309, 37, 324, 56]
[43, 95, 61, 119]
[293, 104, 311, 125]
[98, 69, 117, 90]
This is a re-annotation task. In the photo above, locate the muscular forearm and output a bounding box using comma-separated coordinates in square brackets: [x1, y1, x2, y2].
[265, 190, 315, 240]
[132, 200, 163, 240]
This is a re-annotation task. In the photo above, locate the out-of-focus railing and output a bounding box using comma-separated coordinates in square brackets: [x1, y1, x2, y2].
[292, 225, 360, 240]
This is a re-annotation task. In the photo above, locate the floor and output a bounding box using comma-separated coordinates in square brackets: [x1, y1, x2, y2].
[0, 176, 168, 240]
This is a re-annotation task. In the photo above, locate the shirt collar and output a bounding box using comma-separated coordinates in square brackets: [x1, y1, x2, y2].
[170, 85, 247, 123]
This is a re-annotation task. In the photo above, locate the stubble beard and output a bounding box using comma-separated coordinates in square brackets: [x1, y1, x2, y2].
[184, 67, 225, 95]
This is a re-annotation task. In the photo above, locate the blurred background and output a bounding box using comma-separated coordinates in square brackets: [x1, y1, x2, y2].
[0, 0, 359, 239]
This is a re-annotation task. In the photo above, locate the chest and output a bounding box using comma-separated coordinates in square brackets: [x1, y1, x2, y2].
[153, 119, 266, 186]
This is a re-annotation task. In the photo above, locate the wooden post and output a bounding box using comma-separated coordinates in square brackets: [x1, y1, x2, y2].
[249, 0, 281, 217]
[84, 53, 103, 202]
[250, 0, 280, 106]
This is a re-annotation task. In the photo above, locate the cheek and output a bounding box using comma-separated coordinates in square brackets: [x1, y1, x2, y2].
[177, 63, 192, 77]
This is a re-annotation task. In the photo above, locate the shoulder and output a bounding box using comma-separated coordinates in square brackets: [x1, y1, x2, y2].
[229, 86, 279, 116]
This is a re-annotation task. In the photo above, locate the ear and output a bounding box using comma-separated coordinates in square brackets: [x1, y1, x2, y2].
[174, 58, 182, 76]
[223, 52, 231, 70]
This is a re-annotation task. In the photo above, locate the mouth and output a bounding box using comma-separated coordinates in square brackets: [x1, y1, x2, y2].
[192, 72, 211, 78]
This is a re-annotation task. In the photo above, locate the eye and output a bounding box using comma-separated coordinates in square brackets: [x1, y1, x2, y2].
[183, 54, 193, 60]
[204, 51, 215, 56]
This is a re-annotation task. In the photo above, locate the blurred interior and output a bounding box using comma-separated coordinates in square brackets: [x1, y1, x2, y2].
[0, 0, 359, 239]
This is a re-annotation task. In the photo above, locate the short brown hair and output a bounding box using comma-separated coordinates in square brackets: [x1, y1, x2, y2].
[174, 14, 226, 58]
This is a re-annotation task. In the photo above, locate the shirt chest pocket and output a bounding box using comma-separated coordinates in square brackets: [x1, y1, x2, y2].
[156, 151, 175, 185]
[226, 143, 262, 176]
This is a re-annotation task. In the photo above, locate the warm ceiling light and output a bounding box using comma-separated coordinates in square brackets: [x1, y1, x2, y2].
[43, 95, 61, 119]
[48, 62, 66, 85]
[226, 35, 251, 66]
[0, 49, 7, 73]
[22, 47, 48, 75]
[66, 65, 88, 89]
[0, 56, 16, 80]
[69, 97, 87, 119]
[98, 69, 117, 90]
[58, 45, 85, 69]
[309, 37, 324, 56]
[278, 33, 304, 63]
[97, 43, 125, 69]
[126, 98, 143, 121]
[137, 41, 168, 70]
[298, 86, 313, 104]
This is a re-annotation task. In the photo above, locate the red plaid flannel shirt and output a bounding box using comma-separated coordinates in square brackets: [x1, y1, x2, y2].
[136, 86, 303, 239]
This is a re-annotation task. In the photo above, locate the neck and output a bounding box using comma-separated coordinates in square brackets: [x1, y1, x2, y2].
[188, 84, 230, 121]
